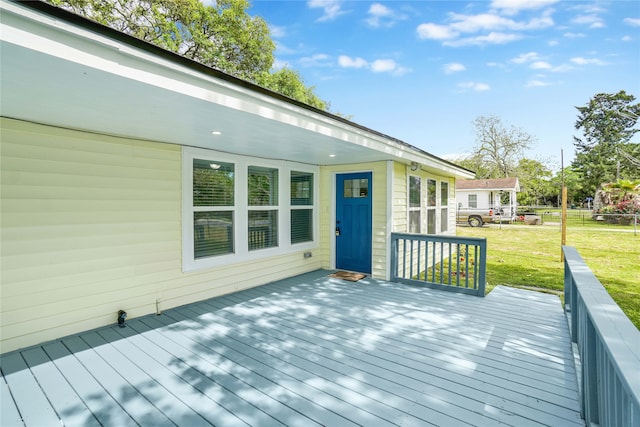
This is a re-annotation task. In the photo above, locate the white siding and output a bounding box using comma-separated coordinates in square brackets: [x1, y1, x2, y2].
[0, 118, 321, 353]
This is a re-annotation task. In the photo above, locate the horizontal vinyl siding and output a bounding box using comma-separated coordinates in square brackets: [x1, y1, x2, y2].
[319, 162, 388, 279]
[0, 118, 321, 353]
[393, 162, 408, 232]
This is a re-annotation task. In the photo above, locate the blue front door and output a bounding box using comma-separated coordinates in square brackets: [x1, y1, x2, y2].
[336, 172, 372, 273]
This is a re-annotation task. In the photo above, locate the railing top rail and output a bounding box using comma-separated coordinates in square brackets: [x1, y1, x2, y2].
[391, 232, 487, 246]
[562, 245, 640, 402]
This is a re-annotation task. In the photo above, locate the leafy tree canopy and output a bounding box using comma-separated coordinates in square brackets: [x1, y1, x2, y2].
[49, 0, 330, 109]
[572, 90, 640, 199]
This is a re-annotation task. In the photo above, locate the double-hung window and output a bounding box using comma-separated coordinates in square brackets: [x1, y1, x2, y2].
[441, 181, 449, 232]
[193, 159, 235, 259]
[408, 176, 421, 233]
[291, 171, 314, 244]
[468, 194, 477, 209]
[248, 166, 278, 251]
[183, 147, 318, 271]
[426, 179, 437, 234]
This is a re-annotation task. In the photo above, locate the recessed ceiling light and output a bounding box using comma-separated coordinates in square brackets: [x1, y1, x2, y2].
[329, 154, 336, 158]
[211, 131, 222, 135]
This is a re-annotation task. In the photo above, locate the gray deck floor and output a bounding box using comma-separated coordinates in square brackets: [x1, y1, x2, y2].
[1, 270, 584, 427]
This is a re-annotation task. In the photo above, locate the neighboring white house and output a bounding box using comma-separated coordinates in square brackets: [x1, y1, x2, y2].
[0, 1, 474, 353]
[456, 178, 520, 216]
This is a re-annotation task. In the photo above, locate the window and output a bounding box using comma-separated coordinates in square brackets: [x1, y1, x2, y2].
[426, 179, 436, 234]
[193, 159, 235, 258]
[441, 181, 449, 232]
[183, 148, 318, 271]
[344, 178, 369, 198]
[291, 171, 313, 244]
[409, 176, 421, 233]
[468, 194, 477, 209]
[248, 166, 278, 250]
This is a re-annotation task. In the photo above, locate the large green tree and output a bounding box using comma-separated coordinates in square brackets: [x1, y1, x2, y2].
[514, 158, 553, 206]
[572, 90, 640, 200]
[49, 0, 329, 108]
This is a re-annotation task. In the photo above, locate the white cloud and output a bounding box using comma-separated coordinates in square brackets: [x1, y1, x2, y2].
[338, 55, 368, 69]
[458, 81, 491, 91]
[571, 57, 606, 66]
[526, 79, 552, 87]
[622, 35, 632, 42]
[444, 32, 522, 47]
[563, 32, 586, 38]
[299, 54, 331, 67]
[444, 62, 466, 74]
[530, 61, 552, 69]
[572, 14, 605, 29]
[366, 3, 405, 28]
[371, 59, 397, 73]
[308, 0, 347, 22]
[417, 23, 458, 40]
[511, 51, 541, 63]
[491, 0, 558, 15]
[548, 40, 559, 46]
[624, 18, 640, 27]
[417, 9, 553, 47]
[269, 25, 286, 39]
[337, 56, 410, 76]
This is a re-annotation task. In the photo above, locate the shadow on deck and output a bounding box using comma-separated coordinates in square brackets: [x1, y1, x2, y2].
[1, 270, 584, 426]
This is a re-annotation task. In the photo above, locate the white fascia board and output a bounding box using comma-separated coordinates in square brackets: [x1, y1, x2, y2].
[1, 0, 473, 178]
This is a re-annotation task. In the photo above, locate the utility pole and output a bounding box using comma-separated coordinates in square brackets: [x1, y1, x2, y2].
[561, 149, 567, 262]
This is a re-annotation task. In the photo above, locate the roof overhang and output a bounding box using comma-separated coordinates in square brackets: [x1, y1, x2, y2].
[0, 1, 474, 179]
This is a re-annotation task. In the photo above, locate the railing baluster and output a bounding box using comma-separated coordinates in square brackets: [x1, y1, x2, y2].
[389, 233, 487, 297]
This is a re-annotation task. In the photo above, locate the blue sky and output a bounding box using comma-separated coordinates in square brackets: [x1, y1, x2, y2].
[245, 0, 640, 167]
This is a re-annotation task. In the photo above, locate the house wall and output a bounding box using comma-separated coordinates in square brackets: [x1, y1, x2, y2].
[319, 162, 390, 279]
[0, 118, 322, 353]
[456, 190, 491, 209]
[391, 164, 457, 278]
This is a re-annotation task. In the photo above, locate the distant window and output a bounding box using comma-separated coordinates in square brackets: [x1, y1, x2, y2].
[426, 179, 436, 234]
[468, 194, 477, 209]
[441, 182, 449, 232]
[409, 176, 421, 233]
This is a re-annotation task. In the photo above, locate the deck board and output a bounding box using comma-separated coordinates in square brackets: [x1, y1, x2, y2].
[0, 270, 584, 426]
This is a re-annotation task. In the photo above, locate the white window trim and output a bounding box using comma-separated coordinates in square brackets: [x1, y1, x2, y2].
[182, 146, 319, 272]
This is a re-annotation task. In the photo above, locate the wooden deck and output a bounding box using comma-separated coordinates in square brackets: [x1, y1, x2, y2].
[1, 270, 584, 426]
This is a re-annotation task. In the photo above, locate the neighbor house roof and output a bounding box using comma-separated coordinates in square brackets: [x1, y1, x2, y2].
[456, 178, 520, 191]
[0, 0, 475, 179]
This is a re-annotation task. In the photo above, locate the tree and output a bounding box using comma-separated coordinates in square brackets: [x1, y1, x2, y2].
[49, 0, 331, 108]
[259, 68, 328, 111]
[572, 90, 640, 200]
[514, 158, 552, 206]
[466, 115, 536, 178]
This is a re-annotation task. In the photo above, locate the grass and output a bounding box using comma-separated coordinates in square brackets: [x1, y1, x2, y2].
[457, 225, 640, 329]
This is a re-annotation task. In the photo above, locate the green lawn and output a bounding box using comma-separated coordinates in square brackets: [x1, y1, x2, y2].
[457, 226, 640, 329]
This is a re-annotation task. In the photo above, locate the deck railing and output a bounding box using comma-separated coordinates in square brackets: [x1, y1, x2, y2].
[563, 246, 640, 426]
[390, 232, 486, 297]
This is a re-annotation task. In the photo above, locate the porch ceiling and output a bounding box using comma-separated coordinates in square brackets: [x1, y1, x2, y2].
[0, 1, 472, 176]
